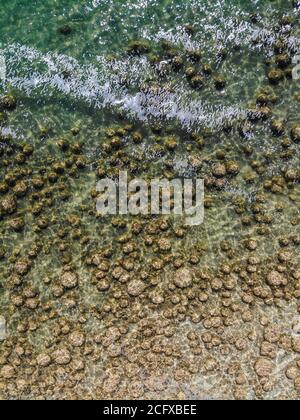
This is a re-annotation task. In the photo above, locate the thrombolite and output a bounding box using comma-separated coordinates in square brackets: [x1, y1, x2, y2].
[0, 0, 300, 400]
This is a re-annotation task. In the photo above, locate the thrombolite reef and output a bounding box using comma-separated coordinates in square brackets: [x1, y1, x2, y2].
[0, 0, 300, 400]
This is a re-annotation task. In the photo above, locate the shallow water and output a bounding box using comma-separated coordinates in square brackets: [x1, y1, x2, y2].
[0, 0, 300, 400]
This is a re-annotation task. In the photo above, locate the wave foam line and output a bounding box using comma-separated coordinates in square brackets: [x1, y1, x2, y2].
[3, 43, 246, 130]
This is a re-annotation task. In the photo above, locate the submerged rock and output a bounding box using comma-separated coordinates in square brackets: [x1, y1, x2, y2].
[248, 106, 272, 122]
[69, 331, 85, 347]
[36, 353, 52, 367]
[254, 358, 274, 377]
[275, 54, 291, 69]
[214, 75, 226, 90]
[61, 270, 78, 289]
[291, 124, 300, 143]
[0, 195, 17, 215]
[15, 259, 30, 276]
[58, 24, 73, 35]
[212, 163, 226, 178]
[271, 119, 285, 136]
[174, 267, 193, 288]
[0, 365, 15, 379]
[292, 337, 300, 353]
[268, 68, 284, 84]
[187, 48, 202, 62]
[190, 75, 204, 89]
[0, 95, 17, 110]
[126, 40, 150, 55]
[127, 279, 146, 297]
[266, 270, 287, 287]
[9, 217, 25, 232]
[52, 348, 72, 365]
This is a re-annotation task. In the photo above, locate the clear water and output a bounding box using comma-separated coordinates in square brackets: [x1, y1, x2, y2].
[0, 0, 300, 400]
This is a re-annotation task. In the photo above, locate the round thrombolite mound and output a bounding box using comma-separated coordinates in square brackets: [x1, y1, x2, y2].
[60, 270, 78, 289]
[214, 75, 226, 90]
[0, 95, 17, 110]
[127, 279, 146, 297]
[52, 348, 72, 365]
[173, 267, 193, 288]
[36, 353, 52, 367]
[291, 124, 300, 143]
[0, 196, 17, 215]
[69, 331, 85, 347]
[268, 69, 284, 84]
[271, 120, 285, 136]
[58, 24, 73, 35]
[266, 270, 287, 287]
[212, 163, 227, 178]
[0, 365, 15, 379]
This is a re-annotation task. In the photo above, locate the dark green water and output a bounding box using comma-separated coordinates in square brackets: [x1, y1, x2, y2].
[0, 0, 300, 400]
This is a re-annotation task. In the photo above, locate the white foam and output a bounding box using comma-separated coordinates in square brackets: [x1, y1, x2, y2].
[3, 43, 246, 131]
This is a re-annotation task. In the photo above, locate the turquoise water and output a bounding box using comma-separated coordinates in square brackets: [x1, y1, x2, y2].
[0, 0, 300, 400]
[1, 0, 299, 128]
